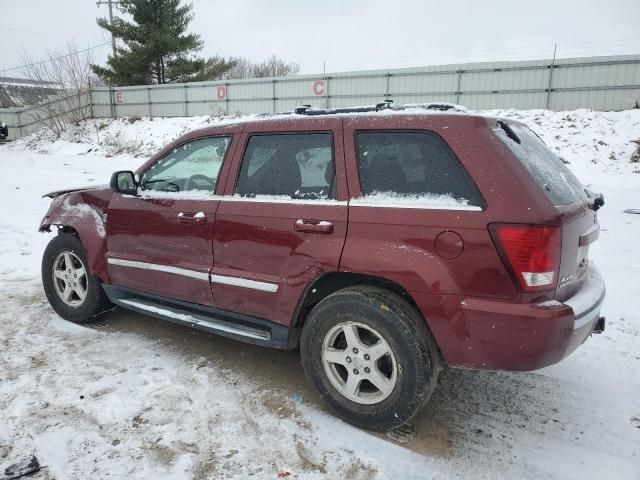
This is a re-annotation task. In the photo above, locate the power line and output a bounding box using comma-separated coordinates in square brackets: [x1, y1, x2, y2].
[0, 42, 111, 74]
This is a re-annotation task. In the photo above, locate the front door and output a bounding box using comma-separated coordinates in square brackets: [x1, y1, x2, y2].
[212, 121, 349, 325]
[106, 135, 233, 306]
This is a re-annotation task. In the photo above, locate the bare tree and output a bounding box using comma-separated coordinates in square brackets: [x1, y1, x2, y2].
[223, 57, 254, 79]
[208, 55, 300, 80]
[251, 55, 300, 78]
[19, 43, 98, 137]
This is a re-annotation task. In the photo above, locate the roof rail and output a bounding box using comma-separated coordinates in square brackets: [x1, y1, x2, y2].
[292, 100, 467, 116]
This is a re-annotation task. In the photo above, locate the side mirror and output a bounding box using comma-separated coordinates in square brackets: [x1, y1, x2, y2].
[110, 170, 138, 195]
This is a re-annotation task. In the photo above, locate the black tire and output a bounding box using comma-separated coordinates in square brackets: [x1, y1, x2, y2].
[300, 286, 440, 431]
[42, 232, 112, 323]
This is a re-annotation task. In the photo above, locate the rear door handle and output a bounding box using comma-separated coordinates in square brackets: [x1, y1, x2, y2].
[178, 212, 206, 224]
[294, 219, 334, 234]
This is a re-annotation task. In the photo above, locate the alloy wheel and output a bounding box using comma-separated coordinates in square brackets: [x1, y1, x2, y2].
[321, 321, 398, 405]
[52, 251, 88, 307]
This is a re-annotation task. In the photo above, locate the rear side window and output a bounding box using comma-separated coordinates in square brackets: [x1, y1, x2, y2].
[495, 122, 587, 206]
[354, 131, 484, 208]
[236, 133, 334, 199]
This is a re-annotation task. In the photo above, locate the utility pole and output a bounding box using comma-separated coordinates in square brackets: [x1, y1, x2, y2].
[545, 43, 558, 110]
[96, 0, 122, 58]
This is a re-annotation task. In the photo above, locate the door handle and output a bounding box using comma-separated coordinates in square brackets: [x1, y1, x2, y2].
[178, 212, 206, 224]
[294, 219, 334, 234]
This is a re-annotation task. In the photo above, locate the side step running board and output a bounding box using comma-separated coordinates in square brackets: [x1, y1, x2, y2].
[119, 298, 270, 341]
[102, 284, 297, 349]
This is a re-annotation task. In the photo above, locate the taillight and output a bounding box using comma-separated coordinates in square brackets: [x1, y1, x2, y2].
[491, 224, 562, 292]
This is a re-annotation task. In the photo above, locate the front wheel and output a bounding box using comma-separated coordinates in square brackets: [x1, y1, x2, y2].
[42, 233, 112, 323]
[300, 286, 440, 431]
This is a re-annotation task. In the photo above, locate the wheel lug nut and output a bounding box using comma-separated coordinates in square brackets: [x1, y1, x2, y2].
[353, 369, 359, 375]
[364, 367, 370, 373]
[346, 357, 352, 363]
[352, 348, 358, 354]
[364, 354, 370, 360]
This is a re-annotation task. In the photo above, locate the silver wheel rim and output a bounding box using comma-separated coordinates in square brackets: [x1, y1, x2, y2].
[321, 321, 398, 405]
[52, 251, 88, 307]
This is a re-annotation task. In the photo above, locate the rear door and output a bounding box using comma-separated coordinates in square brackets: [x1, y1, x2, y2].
[212, 119, 348, 325]
[495, 121, 598, 300]
[106, 134, 235, 306]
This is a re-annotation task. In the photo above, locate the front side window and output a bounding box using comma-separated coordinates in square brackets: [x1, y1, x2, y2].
[236, 133, 334, 199]
[355, 131, 484, 208]
[141, 136, 231, 193]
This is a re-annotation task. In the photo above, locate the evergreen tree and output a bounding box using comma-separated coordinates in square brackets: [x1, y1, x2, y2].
[93, 0, 204, 85]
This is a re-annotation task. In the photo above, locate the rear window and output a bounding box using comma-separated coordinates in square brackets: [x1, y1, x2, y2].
[495, 122, 587, 206]
[355, 131, 484, 208]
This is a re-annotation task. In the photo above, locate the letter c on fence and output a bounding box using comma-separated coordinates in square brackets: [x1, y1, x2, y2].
[313, 80, 325, 96]
[217, 86, 227, 100]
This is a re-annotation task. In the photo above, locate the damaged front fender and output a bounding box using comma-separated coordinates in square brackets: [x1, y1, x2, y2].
[40, 187, 113, 283]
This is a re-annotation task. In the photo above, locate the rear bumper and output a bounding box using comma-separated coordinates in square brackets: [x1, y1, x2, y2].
[435, 264, 606, 371]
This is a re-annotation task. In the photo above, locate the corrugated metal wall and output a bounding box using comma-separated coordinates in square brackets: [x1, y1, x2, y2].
[90, 54, 640, 119]
[2, 54, 639, 140]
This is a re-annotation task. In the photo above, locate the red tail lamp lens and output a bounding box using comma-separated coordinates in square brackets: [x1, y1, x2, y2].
[494, 225, 561, 292]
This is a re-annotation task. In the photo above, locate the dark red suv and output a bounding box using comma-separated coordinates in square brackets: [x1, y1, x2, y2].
[40, 103, 606, 430]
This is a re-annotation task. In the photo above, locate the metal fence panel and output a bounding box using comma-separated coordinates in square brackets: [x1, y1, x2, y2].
[228, 99, 272, 115]
[390, 72, 459, 95]
[461, 68, 549, 92]
[550, 88, 640, 111]
[391, 93, 459, 105]
[462, 91, 548, 110]
[331, 76, 387, 97]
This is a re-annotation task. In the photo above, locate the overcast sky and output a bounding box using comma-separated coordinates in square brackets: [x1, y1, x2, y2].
[1, 0, 640, 76]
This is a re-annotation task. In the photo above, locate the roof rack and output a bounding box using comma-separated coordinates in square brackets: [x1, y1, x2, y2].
[293, 100, 467, 116]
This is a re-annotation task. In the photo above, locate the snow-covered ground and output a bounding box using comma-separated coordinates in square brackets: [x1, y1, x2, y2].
[0, 110, 639, 479]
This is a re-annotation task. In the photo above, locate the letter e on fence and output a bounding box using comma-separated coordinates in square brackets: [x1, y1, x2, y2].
[114, 91, 125, 104]
[217, 86, 227, 100]
[313, 80, 325, 96]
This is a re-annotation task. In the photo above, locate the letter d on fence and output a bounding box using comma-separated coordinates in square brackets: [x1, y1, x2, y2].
[217, 86, 227, 100]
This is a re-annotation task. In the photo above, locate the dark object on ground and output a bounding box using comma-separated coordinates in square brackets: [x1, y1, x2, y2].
[624, 208, 640, 214]
[0, 122, 8, 142]
[2, 455, 40, 480]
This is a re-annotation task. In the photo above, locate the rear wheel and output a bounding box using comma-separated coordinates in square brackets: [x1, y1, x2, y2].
[42, 233, 112, 323]
[300, 286, 440, 430]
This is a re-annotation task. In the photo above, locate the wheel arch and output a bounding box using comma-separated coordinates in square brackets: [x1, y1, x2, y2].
[292, 272, 423, 330]
[49, 223, 110, 283]
[41, 192, 111, 283]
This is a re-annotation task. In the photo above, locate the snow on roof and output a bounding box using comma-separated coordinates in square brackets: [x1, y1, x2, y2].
[0, 77, 60, 108]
